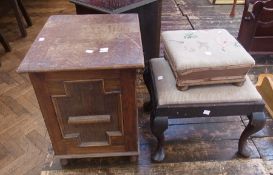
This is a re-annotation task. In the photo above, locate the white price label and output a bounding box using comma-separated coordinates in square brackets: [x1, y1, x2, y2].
[157, 76, 164, 80]
[203, 110, 211, 115]
[38, 37, 45, 42]
[99, 48, 109, 53]
[85, 49, 94, 53]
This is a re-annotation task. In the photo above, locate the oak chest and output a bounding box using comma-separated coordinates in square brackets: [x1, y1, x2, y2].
[17, 14, 144, 160]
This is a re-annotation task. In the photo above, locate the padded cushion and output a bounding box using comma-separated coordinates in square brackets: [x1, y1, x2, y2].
[162, 29, 255, 88]
[162, 29, 255, 71]
[150, 58, 262, 106]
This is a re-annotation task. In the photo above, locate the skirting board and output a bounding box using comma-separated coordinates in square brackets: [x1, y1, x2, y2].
[208, 0, 245, 4]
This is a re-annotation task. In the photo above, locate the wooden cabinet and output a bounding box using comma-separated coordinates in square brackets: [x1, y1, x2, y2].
[17, 14, 144, 159]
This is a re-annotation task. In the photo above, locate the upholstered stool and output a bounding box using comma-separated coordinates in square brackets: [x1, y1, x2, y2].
[162, 29, 255, 90]
[144, 58, 266, 162]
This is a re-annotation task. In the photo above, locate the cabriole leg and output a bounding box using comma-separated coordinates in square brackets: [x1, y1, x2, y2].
[150, 115, 168, 162]
[238, 112, 266, 157]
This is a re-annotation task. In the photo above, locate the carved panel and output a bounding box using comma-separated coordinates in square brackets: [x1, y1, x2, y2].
[51, 80, 124, 147]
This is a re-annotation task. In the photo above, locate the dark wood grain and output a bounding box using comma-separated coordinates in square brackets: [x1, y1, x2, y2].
[120, 69, 139, 152]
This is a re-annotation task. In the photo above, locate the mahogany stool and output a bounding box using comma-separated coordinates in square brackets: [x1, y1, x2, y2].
[144, 58, 266, 162]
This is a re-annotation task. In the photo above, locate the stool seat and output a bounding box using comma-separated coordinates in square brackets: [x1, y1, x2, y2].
[151, 58, 262, 106]
[144, 57, 266, 162]
[162, 29, 255, 89]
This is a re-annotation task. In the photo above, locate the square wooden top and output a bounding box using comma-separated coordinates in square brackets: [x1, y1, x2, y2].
[70, 0, 157, 13]
[17, 14, 144, 73]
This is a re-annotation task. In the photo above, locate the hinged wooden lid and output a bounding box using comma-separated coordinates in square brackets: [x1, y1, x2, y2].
[17, 14, 144, 73]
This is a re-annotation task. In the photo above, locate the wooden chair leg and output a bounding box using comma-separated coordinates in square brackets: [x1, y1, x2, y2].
[17, 0, 32, 26]
[11, 0, 27, 37]
[151, 115, 168, 162]
[230, 0, 238, 17]
[0, 33, 11, 52]
[238, 112, 266, 157]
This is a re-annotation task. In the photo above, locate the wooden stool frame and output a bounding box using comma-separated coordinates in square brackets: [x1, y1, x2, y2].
[143, 66, 266, 162]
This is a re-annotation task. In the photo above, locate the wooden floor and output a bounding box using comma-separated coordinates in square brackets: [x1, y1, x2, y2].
[0, 0, 273, 174]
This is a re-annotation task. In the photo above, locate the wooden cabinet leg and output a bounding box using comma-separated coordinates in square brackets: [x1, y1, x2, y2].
[177, 85, 189, 91]
[60, 159, 69, 166]
[238, 112, 266, 157]
[150, 115, 168, 162]
[233, 80, 245, 87]
[129, 156, 138, 163]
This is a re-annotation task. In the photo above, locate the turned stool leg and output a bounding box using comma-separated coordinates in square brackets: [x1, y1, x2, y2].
[238, 112, 266, 157]
[17, 0, 32, 26]
[151, 115, 168, 162]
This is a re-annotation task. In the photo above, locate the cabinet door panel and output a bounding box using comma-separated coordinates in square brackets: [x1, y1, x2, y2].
[51, 80, 125, 148]
[30, 71, 138, 156]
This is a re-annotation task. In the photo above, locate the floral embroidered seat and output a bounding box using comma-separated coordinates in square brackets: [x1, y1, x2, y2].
[162, 29, 255, 90]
